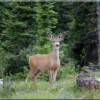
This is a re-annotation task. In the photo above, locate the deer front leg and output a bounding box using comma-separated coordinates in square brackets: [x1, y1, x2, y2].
[48, 70, 58, 88]
[48, 70, 53, 84]
[48, 70, 58, 84]
[25, 69, 40, 83]
[53, 70, 58, 82]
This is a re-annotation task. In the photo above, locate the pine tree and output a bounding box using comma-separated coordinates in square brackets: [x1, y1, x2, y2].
[34, 2, 58, 45]
[0, 2, 58, 74]
[0, 2, 36, 74]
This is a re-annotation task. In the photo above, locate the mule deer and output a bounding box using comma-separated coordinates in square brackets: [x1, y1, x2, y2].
[26, 32, 65, 83]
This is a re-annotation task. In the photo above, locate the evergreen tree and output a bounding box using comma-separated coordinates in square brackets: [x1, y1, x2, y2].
[0, 1, 58, 75]
[0, 1, 97, 76]
[34, 2, 58, 45]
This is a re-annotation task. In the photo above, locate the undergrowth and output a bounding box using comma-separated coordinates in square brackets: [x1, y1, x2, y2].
[0, 64, 100, 99]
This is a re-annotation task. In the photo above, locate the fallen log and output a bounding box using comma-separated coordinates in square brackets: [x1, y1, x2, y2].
[76, 72, 100, 90]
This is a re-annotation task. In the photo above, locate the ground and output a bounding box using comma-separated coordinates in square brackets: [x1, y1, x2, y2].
[0, 72, 100, 99]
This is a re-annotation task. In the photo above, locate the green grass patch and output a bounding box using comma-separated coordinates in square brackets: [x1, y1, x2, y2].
[0, 75, 100, 99]
[0, 63, 100, 99]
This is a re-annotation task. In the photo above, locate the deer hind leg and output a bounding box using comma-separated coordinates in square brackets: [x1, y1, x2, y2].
[31, 69, 40, 81]
[25, 69, 40, 83]
[25, 70, 32, 83]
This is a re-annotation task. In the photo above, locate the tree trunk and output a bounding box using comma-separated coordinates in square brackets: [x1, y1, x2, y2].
[97, 2, 100, 65]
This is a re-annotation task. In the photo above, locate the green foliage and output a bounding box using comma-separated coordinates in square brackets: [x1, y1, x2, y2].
[57, 62, 76, 80]
[0, 2, 97, 78]
[32, 42, 51, 54]
[0, 47, 7, 77]
[0, 2, 99, 99]
[0, 2, 58, 76]
[67, 2, 96, 70]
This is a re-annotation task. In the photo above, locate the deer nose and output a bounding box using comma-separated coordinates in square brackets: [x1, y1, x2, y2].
[56, 44, 59, 47]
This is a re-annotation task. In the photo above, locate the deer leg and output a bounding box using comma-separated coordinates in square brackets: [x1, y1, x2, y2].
[53, 70, 58, 82]
[25, 69, 40, 83]
[48, 70, 58, 88]
[31, 69, 40, 81]
[25, 70, 32, 83]
[48, 70, 53, 84]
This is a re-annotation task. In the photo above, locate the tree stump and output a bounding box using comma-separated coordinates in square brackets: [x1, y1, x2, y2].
[76, 72, 100, 90]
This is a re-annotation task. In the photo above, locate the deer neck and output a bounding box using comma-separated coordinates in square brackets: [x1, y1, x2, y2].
[51, 48, 60, 65]
[52, 48, 59, 58]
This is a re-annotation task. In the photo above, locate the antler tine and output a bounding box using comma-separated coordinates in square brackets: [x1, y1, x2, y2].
[47, 32, 54, 41]
[63, 31, 67, 36]
[57, 32, 66, 41]
[47, 32, 51, 36]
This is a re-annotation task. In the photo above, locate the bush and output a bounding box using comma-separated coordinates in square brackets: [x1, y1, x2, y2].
[57, 62, 76, 80]
[32, 42, 51, 54]
[0, 47, 9, 78]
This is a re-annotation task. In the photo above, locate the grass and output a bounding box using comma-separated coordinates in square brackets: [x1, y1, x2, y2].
[0, 64, 100, 99]
[0, 74, 100, 99]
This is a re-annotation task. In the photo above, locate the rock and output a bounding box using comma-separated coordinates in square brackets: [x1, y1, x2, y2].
[87, 64, 100, 72]
[76, 72, 100, 90]
[0, 79, 3, 88]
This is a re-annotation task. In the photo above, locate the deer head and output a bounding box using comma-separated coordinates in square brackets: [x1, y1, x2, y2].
[47, 32, 65, 50]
